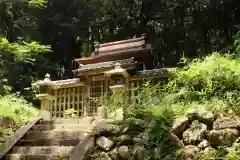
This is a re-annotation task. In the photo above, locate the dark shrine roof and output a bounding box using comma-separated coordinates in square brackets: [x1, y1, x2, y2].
[73, 58, 137, 74]
[75, 35, 151, 64]
[135, 68, 172, 78]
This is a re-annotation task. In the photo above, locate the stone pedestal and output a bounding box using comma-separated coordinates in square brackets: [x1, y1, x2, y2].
[109, 85, 126, 104]
[37, 94, 54, 121]
[109, 84, 126, 120]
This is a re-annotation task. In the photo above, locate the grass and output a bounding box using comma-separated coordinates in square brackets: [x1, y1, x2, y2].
[162, 53, 240, 116]
[101, 53, 240, 159]
[0, 95, 38, 145]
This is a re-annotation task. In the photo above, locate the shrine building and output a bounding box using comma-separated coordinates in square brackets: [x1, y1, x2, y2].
[33, 35, 170, 120]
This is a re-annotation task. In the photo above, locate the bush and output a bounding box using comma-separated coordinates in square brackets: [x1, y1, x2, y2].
[93, 52, 240, 159]
[0, 95, 38, 123]
[162, 53, 240, 116]
[0, 95, 38, 144]
[127, 53, 240, 119]
[63, 108, 78, 118]
[116, 53, 240, 159]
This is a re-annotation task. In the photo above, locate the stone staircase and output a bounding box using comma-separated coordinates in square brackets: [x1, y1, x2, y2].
[2, 117, 96, 160]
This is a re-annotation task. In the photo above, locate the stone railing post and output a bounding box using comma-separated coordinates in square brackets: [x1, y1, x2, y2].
[97, 106, 107, 119]
[33, 74, 55, 121]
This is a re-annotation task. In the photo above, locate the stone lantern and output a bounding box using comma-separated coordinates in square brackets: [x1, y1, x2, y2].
[105, 63, 129, 119]
[32, 74, 55, 120]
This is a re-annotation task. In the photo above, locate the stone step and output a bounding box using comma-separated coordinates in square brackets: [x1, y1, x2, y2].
[24, 130, 88, 140]
[16, 138, 81, 146]
[3, 154, 70, 160]
[30, 124, 95, 132]
[11, 146, 75, 155]
[38, 117, 96, 125]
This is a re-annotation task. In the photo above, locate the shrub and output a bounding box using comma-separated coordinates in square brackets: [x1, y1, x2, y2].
[163, 53, 240, 116]
[0, 95, 38, 124]
[63, 108, 78, 118]
[123, 53, 240, 159]
[94, 52, 240, 159]
[0, 95, 38, 144]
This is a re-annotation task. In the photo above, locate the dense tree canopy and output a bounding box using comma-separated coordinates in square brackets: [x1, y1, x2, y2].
[39, 0, 240, 70]
[1, 0, 240, 101]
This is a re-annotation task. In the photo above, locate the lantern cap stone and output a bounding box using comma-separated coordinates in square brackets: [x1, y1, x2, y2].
[44, 73, 51, 81]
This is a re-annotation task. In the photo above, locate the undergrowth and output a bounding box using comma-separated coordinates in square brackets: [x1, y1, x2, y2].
[165, 53, 240, 116]
[107, 53, 240, 159]
[0, 95, 38, 145]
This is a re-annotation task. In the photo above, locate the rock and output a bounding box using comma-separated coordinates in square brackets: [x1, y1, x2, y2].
[118, 146, 131, 159]
[198, 139, 210, 149]
[95, 121, 120, 136]
[108, 148, 118, 160]
[180, 145, 200, 160]
[182, 120, 207, 145]
[204, 147, 217, 153]
[126, 117, 146, 125]
[133, 133, 148, 145]
[121, 118, 146, 134]
[213, 117, 240, 130]
[117, 134, 133, 145]
[167, 133, 184, 149]
[208, 129, 239, 147]
[132, 145, 149, 160]
[198, 147, 217, 160]
[0, 117, 13, 128]
[186, 108, 199, 120]
[96, 136, 114, 151]
[162, 154, 177, 160]
[186, 108, 215, 126]
[153, 148, 162, 159]
[171, 116, 189, 136]
[98, 152, 112, 160]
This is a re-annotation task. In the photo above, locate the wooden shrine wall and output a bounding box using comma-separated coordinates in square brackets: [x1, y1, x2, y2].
[51, 87, 84, 118]
[50, 77, 168, 118]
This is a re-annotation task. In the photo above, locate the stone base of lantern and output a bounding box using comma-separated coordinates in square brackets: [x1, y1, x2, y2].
[36, 93, 55, 121]
[109, 84, 126, 120]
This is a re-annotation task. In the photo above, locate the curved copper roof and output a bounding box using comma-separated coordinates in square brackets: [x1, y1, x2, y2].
[75, 35, 151, 64]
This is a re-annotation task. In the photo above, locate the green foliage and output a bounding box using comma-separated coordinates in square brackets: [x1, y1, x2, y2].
[223, 138, 240, 160]
[63, 109, 78, 118]
[0, 95, 38, 145]
[1, 0, 240, 102]
[115, 107, 174, 159]
[96, 92, 124, 119]
[162, 53, 240, 116]
[28, 0, 47, 8]
[0, 38, 51, 63]
[232, 31, 240, 57]
[0, 95, 38, 123]
[109, 52, 240, 159]
[0, 0, 52, 102]
[0, 37, 51, 102]
[126, 52, 240, 119]
[0, 79, 11, 96]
